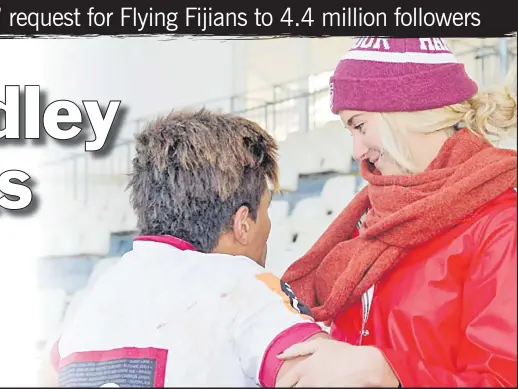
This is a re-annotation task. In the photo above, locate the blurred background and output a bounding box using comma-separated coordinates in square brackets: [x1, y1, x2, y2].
[0, 36, 516, 385]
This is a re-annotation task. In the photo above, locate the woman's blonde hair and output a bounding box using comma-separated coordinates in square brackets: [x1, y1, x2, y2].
[376, 66, 517, 174]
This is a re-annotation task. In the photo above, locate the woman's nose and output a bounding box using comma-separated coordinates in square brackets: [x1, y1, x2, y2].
[352, 136, 369, 161]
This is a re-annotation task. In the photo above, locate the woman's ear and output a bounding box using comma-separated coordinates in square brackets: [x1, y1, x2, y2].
[232, 205, 251, 246]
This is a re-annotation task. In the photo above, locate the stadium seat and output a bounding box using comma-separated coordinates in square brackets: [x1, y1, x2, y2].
[312, 121, 354, 173]
[284, 131, 324, 175]
[268, 220, 294, 251]
[268, 200, 290, 224]
[76, 219, 111, 257]
[320, 175, 357, 215]
[289, 196, 329, 227]
[292, 215, 334, 254]
[277, 157, 299, 192]
[265, 214, 334, 277]
[40, 226, 82, 258]
[38, 198, 83, 228]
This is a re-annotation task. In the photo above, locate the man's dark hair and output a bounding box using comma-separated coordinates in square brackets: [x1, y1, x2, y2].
[128, 108, 279, 253]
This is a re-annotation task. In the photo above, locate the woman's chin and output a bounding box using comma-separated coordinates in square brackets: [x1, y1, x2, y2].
[377, 163, 406, 176]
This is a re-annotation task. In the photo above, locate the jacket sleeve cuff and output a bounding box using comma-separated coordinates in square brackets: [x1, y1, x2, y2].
[258, 322, 325, 387]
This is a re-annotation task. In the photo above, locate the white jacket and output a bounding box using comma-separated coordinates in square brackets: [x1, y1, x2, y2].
[51, 236, 323, 387]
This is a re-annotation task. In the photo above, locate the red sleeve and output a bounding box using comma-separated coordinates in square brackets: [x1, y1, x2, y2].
[258, 322, 325, 388]
[377, 208, 517, 387]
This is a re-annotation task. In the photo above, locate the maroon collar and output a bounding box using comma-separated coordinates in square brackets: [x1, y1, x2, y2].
[134, 235, 197, 251]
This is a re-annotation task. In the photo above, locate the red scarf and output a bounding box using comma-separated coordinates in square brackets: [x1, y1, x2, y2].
[282, 129, 517, 322]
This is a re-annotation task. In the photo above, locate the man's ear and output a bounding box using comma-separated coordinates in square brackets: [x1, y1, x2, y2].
[232, 205, 251, 246]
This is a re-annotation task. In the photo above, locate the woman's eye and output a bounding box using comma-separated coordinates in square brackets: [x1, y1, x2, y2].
[354, 123, 366, 134]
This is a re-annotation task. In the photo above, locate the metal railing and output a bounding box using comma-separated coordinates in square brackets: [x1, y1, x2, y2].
[39, 37, 516, 205]
[39, 82, 333, 205]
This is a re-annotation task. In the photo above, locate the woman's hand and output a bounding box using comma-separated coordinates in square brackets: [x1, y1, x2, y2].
[276, 337, 399, 387]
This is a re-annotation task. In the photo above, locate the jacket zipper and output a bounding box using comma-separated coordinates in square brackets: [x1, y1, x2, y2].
[359, 285, 375, 345]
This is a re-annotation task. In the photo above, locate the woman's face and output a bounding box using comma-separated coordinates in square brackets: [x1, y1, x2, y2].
[339, 110, 405, 176]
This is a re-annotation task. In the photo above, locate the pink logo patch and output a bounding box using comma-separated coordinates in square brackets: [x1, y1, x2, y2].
[57, 347, 168, 387]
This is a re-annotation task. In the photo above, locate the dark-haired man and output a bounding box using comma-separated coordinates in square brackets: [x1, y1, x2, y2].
[40, 109, 327, 387]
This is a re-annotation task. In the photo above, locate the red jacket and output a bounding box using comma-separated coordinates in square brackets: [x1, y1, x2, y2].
[330, 188, 517, 387]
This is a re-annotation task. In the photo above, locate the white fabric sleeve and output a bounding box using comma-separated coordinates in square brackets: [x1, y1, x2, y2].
[228, 263, 322, 385]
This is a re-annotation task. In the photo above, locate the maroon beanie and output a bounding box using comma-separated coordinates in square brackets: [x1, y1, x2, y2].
[330, 37, 479, 114]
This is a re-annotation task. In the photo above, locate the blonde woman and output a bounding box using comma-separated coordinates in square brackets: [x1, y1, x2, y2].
[278, 37, 517, 387]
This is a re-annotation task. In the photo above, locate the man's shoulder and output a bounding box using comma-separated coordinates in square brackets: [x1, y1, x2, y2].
[199, 252, 265, 276]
